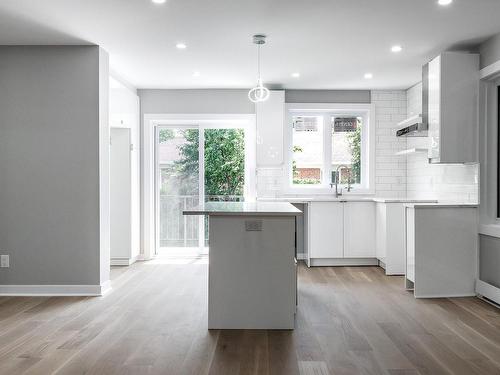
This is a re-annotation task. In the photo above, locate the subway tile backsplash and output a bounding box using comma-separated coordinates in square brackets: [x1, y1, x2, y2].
[372, 90, 408, 198]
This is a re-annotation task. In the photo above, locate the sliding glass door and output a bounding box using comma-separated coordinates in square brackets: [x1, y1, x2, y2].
[156, 124, 247, 255]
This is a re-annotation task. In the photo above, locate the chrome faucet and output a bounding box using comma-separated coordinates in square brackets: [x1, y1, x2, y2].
[330, 165, 352, 198]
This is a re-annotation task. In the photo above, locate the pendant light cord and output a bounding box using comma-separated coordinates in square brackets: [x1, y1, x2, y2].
[257, 43, 261, 82]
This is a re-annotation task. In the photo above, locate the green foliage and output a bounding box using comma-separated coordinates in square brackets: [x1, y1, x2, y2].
[170, 129, 245, 197]
[159, 129, 175, 143]
[203, 129, 245, 196]
[292, 145, 303, 178]
[347, 122, 361, 184]
[293, 178, 320, 185]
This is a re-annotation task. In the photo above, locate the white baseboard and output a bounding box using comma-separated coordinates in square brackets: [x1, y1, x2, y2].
[0, 282, 111, 297]
[296, 253, 307, 260]
[414, 293, 477, 299]
[476, 279, 500, 306]
[110, 255, 139, 266]
[309, 258, 379, 267]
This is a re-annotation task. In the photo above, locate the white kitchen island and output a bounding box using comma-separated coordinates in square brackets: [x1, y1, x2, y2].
[183, 201, 301, 330]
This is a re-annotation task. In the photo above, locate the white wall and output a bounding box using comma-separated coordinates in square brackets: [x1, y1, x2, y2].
[0, 46, 110, 291]
[405, 83, 479, 203]
[110, 77, 140, 263]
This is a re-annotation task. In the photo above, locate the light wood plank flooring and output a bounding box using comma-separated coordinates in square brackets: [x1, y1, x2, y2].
[1, 259, 500, 375]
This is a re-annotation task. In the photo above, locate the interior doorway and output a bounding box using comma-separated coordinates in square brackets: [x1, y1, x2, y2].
[154, 119, 255, 256]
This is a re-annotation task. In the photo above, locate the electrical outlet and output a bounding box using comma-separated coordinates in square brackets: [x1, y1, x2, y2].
[1, 255, 9, 268]
[245, 220, 263, 231]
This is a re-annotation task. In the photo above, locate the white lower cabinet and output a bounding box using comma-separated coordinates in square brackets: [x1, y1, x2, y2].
[376, 203, 406, 275]
[343, 202, 376, 258]
[308, 201, 376, 266]
[309, 202, 344, 259]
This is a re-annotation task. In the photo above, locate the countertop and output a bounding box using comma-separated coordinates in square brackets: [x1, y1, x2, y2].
[257, 197, 438, 204]
[403, 203, 478, 208]
[183, 201, 302, 216]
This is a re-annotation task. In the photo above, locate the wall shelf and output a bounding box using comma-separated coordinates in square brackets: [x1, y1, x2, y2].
[395, 148, 428, 156]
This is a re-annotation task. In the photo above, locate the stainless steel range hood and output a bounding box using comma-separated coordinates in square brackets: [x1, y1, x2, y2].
[396, 63, 429, 137]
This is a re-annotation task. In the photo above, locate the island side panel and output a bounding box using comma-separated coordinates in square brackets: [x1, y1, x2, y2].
[208, 215, 296, 329]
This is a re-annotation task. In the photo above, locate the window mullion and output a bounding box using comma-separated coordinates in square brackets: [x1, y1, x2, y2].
[323, 114, 332, 188]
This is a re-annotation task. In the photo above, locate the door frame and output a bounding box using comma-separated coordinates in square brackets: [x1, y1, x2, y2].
[143, 114, 256, 260]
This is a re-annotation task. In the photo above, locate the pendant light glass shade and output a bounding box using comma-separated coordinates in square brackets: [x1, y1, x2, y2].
[248, 35, 270, 103]
[248, 78, 270, 103]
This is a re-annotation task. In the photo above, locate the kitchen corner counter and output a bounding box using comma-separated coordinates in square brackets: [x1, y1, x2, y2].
[183, 201, 302, 216]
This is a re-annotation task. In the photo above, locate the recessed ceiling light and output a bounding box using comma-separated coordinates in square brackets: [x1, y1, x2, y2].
[192, 71, 201, 77]
[291, 72, 300, 78]
[152, 0, 166, 4]
[391, 45, 403, 53]
[364, 73, 373, 79]
[438, 0, 453, 5]
[176, 43, 187, 49]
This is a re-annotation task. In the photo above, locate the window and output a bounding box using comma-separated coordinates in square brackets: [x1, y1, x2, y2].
[286, 104, 373, 193]
[331, 116, 362, 185]
[292, 116, 323, 185]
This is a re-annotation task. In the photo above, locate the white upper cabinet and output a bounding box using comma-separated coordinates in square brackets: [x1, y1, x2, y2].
[343, 202, 376, 258]
[256, 90, 285, 166]
[428, 52, 479, 164]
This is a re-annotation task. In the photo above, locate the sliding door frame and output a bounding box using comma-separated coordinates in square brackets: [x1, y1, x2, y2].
[143, 114, 256, 259]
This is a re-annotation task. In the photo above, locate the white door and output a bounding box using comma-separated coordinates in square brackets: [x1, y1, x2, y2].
[309, 202, 344, 258]
[110, 128, 132, 261]
[344, 202, 376, 258]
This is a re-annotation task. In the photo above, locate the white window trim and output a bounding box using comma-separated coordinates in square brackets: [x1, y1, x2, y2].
[142, 113, 256, 260]
[284, 103, 375, 195]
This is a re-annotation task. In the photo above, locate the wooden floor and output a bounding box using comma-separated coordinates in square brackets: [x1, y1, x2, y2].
[1, 259, 500, 375]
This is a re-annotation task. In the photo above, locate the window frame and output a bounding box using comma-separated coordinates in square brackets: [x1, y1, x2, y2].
[284, 103, 375, 195]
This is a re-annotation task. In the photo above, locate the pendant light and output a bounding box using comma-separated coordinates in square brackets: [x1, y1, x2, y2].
[248, 34, 270, 103]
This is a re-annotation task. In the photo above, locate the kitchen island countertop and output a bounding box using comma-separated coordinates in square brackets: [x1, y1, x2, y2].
[183, 201, 302, 216]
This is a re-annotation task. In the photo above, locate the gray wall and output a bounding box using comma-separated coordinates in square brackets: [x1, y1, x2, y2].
[0, 46, 108, 286]
[480, 32, 500, 69]
[479, 234, 500, 289]
[285, 90, 370, 103]
[138, 89, 255, 115]
[138, 89, 371, 116]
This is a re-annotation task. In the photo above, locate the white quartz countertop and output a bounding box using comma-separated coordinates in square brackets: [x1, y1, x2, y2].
[257, 197, 438, 204]
[403, 203, 478, 208]
[183, 201, 302, 216]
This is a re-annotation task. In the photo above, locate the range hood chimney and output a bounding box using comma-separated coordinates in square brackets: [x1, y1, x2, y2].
[396, 63, 429, 137]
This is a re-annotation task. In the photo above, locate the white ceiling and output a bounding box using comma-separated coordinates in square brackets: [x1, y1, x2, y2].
[1, 0, 499, 90]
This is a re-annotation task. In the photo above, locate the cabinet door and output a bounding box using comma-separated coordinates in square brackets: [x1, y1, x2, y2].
[428, 55, 441, 161]
[405, 207, 415, 283]
[256, 90, 284, 166]
[375, 203, 387, 261]
[344, 202, 376, 258]
[309, 202, 344, 258]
